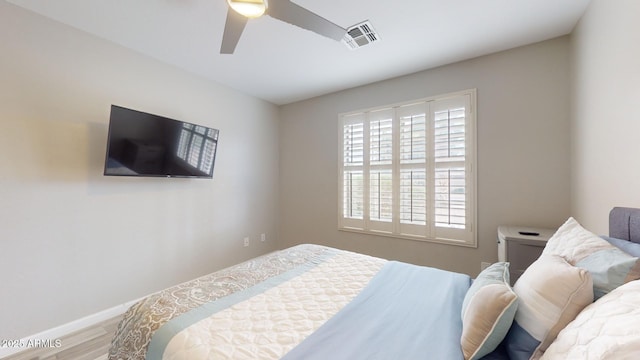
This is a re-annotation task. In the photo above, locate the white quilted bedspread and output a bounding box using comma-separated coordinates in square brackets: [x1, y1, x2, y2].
[162, 252, 386, 360]
[541, 280, 640, 360]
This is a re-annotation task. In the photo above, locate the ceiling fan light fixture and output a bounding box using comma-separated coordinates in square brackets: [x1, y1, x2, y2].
[227, 0, 267, 19]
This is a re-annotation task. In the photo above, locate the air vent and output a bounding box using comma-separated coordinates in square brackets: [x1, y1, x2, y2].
[342, 21, 380, 50]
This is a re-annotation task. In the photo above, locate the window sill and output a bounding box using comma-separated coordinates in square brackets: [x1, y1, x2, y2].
[338, 227, 477, 248]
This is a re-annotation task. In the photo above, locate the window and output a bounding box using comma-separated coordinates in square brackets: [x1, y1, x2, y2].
[339, 90, 476, 247]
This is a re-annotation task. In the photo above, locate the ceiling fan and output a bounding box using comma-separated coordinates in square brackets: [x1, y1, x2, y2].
[221, 0, 346, 54]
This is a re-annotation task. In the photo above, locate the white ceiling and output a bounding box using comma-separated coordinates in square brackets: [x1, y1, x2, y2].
[7, 0, 591, 105]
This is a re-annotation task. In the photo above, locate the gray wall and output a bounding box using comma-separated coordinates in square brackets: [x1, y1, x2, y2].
[279, 37, 572, 276]
[0, 3, 280, 339]
[570, 0, 640, 232]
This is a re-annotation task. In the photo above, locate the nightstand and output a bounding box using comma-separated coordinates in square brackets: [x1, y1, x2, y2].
[497, 226, 556, 285]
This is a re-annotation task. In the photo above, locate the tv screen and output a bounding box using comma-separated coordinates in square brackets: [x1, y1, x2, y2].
[104, 105, 219, 178]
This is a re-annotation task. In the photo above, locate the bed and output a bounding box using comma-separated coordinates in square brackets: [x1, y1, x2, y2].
[108, 207, 640, 360]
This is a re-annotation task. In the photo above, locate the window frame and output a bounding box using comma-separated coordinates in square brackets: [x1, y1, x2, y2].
[338, 89, 477, 247]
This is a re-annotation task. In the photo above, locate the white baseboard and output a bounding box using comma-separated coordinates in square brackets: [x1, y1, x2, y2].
[0, 298, 141, 359]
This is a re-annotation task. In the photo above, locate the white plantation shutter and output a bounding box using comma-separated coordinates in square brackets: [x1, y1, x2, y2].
[341, 114, 365, 229]
[368, 109, 394, 233]
[434, 104, 466, 228]
[397, 103, 428, 237]
[431, 96, 474, 244]
[339, 90, 476, 246]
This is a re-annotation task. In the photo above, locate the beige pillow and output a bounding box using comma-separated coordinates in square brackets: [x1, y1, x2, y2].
[504, 255, 593, 360]
[461, 262, 518, 360]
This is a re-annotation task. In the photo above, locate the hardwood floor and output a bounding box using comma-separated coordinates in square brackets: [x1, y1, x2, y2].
[3, 315, 123, 360]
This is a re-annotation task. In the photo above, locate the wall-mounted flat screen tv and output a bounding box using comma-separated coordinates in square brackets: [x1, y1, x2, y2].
[104, 105, 219, 178]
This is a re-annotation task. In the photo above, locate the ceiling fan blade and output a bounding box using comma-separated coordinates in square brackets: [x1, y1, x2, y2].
[267, 0, 346, 41]
[220, 8, 248, 54]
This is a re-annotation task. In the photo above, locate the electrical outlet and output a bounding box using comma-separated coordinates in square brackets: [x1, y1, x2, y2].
[481, 262, 491, 271]
[261, 233, 266, 242]
[243, 237, 250, 247]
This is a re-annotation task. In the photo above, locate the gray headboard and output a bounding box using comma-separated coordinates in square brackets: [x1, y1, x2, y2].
[609, 207, 640, 244]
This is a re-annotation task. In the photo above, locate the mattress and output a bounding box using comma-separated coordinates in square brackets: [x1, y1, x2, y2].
[108, 244, 471, 360]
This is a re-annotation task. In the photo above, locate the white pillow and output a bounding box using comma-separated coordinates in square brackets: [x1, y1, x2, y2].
[543, 217, 640, 299]
[541, 280, 640, 359]
[503, 255, 593, 360]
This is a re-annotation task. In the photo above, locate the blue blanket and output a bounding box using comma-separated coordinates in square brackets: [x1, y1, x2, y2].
[282, 261, 471, 360]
